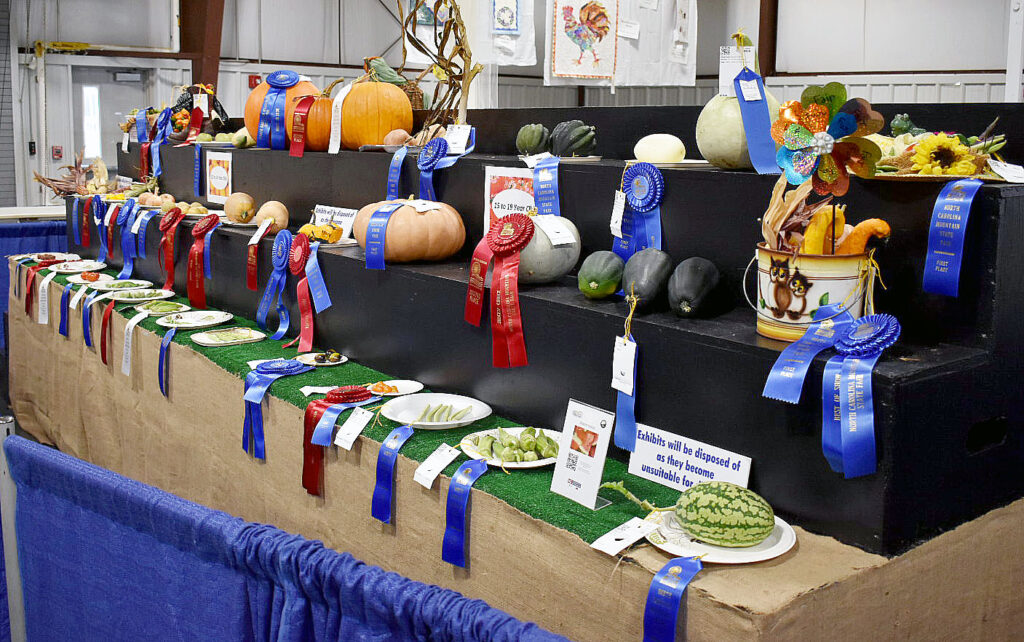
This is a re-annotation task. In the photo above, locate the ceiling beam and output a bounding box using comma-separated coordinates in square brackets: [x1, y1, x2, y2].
[181, 0, 226, 87]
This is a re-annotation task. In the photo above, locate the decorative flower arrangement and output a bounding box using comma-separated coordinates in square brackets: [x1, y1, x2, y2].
[870, 113, 1007, 178]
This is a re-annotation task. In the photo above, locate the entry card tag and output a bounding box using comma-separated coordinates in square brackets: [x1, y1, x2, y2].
[334, 407, 374, 450]
[121, 310, 149, 376]
[414, 443, 462, 489]
[610, 190, 626, 238]
[406, 199, 439, 213]
[612, 336, 637, 395]
[739, 78, 762, 102]
[550, 399, 614, 510]
[445, 124, 472, 155]
[70, 284, 90, 310]
[618, 19, 641, 40]
[718, 46, 756, 96]
[193, 92, 209, 116]
[122, 132, 130, 153]
[247, 358, 286, 370]
[328, 83, 354, 154]
[521, 152, 553, 169]
[301, 385, 337, 397]
[988, 159, 1024, 183]
[37, 272, 57, 324]
[628, 423, 752, 492]
[532, 215, 575, 246]
[591, 517, 660, 556]
[311, 204, 358, 236]
[248, 218, 274, 246]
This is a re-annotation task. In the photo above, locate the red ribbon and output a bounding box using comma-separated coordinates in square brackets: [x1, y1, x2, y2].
[186, 214, 220, 309]
[247, 225, 274, 291]
[283, 234, 314, 352]
[100, 299, 116, 365]
[327, 385, 373, 404]
[140, 142, 151, 179]
[302, 385, 374, 496]
[81, 198, 92, 245]
[175, 107, 204, 146]
[106, 204, 121, 260]
[289, 96, 316, 158]
[157, 208, 187, 290]
[24, 260, 62, 317]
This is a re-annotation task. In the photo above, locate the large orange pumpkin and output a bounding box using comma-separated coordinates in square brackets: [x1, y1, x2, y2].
[243, 71, 319, 147]
[341, 81, 413, 150]
[285, 78, 344, 152]
[353, 199, 465, 262]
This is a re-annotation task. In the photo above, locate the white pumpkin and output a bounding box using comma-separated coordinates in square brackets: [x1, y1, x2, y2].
[519, 217, 581, 284]
[634, 134, 686, 163]
[695, 92, 781, 170]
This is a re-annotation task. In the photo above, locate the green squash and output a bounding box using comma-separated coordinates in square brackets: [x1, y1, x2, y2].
[551, 120, 597, 157]
[519, 217, 581, 284]
[621, 248, 672, 308]
[578, 251, 624, 299]
[668, 257, 720, 317]
[516, 124, 550, 155]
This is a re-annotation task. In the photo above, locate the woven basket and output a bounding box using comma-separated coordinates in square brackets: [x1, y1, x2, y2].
[403, 82, 424, 110]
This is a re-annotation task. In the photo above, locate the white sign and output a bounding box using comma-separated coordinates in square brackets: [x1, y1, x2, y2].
[413, 443, 462, 489]
[484, 166, 536, 233]
[521, 152, 553, 169]
[247, 218, 273, 246]
[989, 159, 1024, 183]
[591, 517, 660, 556]
[193, 92, 209, 116]
[311, 204, 358, 238]
[618, 19, 640, 40]
[550, 399, 614, 509]
[718, 46, 756, 96]
[70, 284, 89, 310]
[327, 83, 354, 154]
[37, 272, 57, 324]
[301, 385, 337, 397]
[628, 424, 751, 492]
[334, 407, 374, 450]
[444, 124, 472, 155]
[205, 151, 232, 204]
[121, 132, 130, 153]
[121, 310, 150, 376]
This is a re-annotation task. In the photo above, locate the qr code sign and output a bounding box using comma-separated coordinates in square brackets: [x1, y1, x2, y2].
[566, 451, 579, 472]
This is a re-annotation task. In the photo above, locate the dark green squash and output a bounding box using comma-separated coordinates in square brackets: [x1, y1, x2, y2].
[622, 248, 672, 309]
[551, 120, 597, 157]
[516, 123, 550, 155]
[578, 251, 624, 299]
[668, 257, 720, 317]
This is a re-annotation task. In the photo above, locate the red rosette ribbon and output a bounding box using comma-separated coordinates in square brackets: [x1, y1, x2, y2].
[186, 213, 220, 309]
[283, 233, 315, 352]
[106, 204, 121, 260]
[24, 259, 62, 317]
[81, 197, 92, 245]
[463, 213, 534, 368]
[301, 385, 375, 496]
[157, 207, 187, 290]
[326, 385, 373, 404]
[289, 96, 316, 158]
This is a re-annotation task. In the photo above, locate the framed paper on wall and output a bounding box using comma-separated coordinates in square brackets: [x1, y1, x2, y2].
[551, 0, 619, 80]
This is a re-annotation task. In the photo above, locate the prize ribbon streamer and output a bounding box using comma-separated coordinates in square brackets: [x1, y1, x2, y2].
[256, 70, 299, 150]
[613, 163, 664, 263]
[256, 231, 292, 338]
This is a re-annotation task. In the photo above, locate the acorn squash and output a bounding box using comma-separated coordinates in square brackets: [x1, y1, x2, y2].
[578, 251, 624, 299]
[668, 257, 720, 317]
[516, 124, 551, 155]
[621, 248, 672, 308]
[551, 120, 597, 157]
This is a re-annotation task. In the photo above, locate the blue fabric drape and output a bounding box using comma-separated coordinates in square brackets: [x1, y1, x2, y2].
[0, 220, 68, 348]
[3, 437, 567, 642]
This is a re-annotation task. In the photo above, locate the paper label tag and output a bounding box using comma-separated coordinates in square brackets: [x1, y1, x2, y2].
[550, 399, 614, 509]
[618, 19, 641, 40]
[591, 517, 660, 556]
[628, 423, 752, 491]
[739, 78, 762, 102]
[122, 131, 130, 153]
[610, 190, 626, 238]
[121, 310, 149, 376]
[311, 204, 358, 236]
[406, 199, 440, 213]
[248, 218, 273, 246]
[414, 443, 462, 489]
[638, 0, 658, 8]
[37, 272, 57, 324]
[131, 210, 148, 234]
[327, 83, 353, 154]
[301, 385, 337, 397]
[533, 215, 575, 246]
[247, 357, 285, 369]
[719, 46, 756, 96]
[335, 406, 374, 450]
[522, 152, 553, 169]
[70, 284, 89, 310]
[116, 175, 132, 190]
[988, 159, 1024, 183]
[444, 124, 472, 155]
[612, 336, 637, 396]
[193, 92, 209, 116]
[205, 151, 232, 204]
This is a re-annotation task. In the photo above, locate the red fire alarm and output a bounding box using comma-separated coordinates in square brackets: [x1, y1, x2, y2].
[248, 74, 262, 89]
[51, 145, 63, 161]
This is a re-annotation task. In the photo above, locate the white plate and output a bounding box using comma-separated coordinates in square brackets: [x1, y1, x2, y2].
[218, 217, 259, 227]
[155, 310, 234, 329]
[295, 352, 350, 367]
[629, 159, 711, 168]
[49, 260, 107, 274]
[89, 279, 153, 292]
[26, 252, 80, 262]
[365, 379, 423, 396]
[109, 288, 175, 303]
[195, 140, 235, 147]
[381, 392, 492, 430]
[66, 273, 114, 285]
[644, 510, 797, 565]
[191, 327, 266, 347]
[558, 155, 602, 163]
[459, 427, 560, 469]
[133, 300, 190, 316]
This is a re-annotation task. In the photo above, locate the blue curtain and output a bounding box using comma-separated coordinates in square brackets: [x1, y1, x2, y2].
[0, 220, 68, 349]
[3, 437, 567, 642]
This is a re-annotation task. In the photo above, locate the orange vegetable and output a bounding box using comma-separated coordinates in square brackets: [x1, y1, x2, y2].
[369, 381, 398, 394]
[836, 219, 891, 255]
[81, 272, 100, 282]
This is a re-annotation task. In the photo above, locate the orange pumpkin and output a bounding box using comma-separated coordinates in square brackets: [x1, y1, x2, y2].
[353, 199, 465, 263]
[341, 81, 413, 150]
[244, 72, 319, 147]
[285, 78, 345, 152]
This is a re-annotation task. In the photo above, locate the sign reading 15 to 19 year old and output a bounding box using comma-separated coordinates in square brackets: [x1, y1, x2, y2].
[628, 424, 751, 492]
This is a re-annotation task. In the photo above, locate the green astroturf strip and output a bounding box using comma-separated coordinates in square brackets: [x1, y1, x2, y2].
[41, 266, 679, 544]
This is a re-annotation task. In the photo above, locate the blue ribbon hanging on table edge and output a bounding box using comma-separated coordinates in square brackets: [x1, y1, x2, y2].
[614, 333, 639, 452]
[613, 162, 664, 263]
[256, 70, 300, 150]
[820, 313, 901, 478]
[58, 284, 72, 337]
[305, 241, 332, 312]
[82, 291, 102, 348]
[371, 425, 416, 524]
[242, 359, 313, 459]
[158, 327, 177, 397]
[150, 108, 172, 177]
[386, 145, 408, 200]
[71, 198, 82, 245]
[643, 556, 703, 642]
[762, 303, 855, 404]
[203, 219, 221, 278]
[135, 109, 150, 143]
[922, 178, 983, 297]
[94, 196, 109, 263]
[117, 199, 139, 279]
[310, 396, 381, 446]
[135, 208, 160, 259]
[441, 459, 489, 568]
[194, 143, 204, 197]
[256, 230, 292, 338]
[533, 155, 561, 217]
[13, 256, 33, 298]
[733, 67, 782, 175]
[364, 203, 403, 271]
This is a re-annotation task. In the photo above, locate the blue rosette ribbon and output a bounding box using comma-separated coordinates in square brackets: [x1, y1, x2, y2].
[762, 303, 855, 404]
[93, 196, 109, 263]
[242, 359, 313, 459]
[256, 230, 292, 338]
[117, 199, 139, 279]
[821, 313, 901, 478]
[613, 162, 664, 263]
[256, 70, 299, 150]
[417, 137, 448, 201]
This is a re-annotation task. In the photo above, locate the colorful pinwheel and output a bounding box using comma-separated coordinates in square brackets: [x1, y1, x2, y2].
[772, 82, 885, 196]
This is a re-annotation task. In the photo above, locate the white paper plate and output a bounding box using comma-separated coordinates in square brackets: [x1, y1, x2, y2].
[195, 140, 235, 147]
[109, 288, 175, 303]
[191, 327, 266, 347]
[155, 310, 233, 329]
[295, 352, 350, 367]
[558, 155, 602, 163]
[26, 252, 80, 262]
[459, 427, 560, 469]
[643, 510, 796, 565]
[66, 273, 114, 285]
[218, 217, 259, 227]
[49, 260, 107, 274]
[381, 392, 491, 430]
[134, 300, 190, 316]
[182, 209, 220, 218]
[629, 159, 710, 168]
[365, 379, 423, 396]
[89, 279, 153, 292]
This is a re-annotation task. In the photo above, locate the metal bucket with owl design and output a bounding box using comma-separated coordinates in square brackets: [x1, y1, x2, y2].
[751, 243, 870, 342]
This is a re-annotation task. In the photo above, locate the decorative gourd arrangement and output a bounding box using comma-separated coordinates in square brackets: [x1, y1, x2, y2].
[298, 222, 344, 244]
[243, 74, 320, 147]
[352, 199, 465, 262]
[518, 216, 581, 284]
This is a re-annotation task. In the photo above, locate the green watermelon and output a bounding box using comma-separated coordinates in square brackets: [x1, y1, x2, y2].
[674, 482, 774, 547]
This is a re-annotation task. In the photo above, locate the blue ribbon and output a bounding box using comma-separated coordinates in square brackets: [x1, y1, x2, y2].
[435, 127, 476, 170]
[613, 163, 664, 263]
[82, 291, 101, 348]
[256, 70, 299, 150]
[94, 197, 109, 263]
[13, 257, 33, 298]
[256, 231, 292, 337]
[821, 355, 845, 472]
[71, 198, 82, 245]
[386, 145, 408, 200]
[193, 144, 204, 197]
[533, 156, 561, 217]
[364, 203, 402, 270]
[203, 220, 221, 278]
[310, 396, 381, 446]
[762, 304, 855, 404]
[922, 178, 982, 297]
[135, 209, 160, 258]
[151, 108, 172, 177]
[58, 285, 72, 337]
[305, 241, 332, 312]
[118, 200, 139, 279]
[733, 67, 782, 175]
[643, 556, 703, 642]
[158, 327, 176, 397]
[242, 359, 313, 459]
[135, 110, 150, 143]
[614, 334, 638, 452]
[371, 424, 415, 524]
[417, 138, 448, 201]
[441, 458, 489, 568]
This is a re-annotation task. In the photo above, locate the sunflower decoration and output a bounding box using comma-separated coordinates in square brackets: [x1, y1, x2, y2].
[772, 82, 885, 197]
[910, 134, 979, 175]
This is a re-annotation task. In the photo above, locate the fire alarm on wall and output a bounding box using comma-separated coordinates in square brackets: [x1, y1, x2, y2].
[51, 145, 63, 161]
[248, 75, 262, 89]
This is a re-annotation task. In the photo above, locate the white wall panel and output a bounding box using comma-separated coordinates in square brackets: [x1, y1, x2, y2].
[12, 0, 178, 50]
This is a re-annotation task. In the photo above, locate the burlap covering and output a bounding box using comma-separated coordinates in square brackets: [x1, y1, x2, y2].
[9, 267, 1024, 640]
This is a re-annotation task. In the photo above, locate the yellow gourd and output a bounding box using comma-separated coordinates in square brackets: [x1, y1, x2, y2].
[800, 205, 846, 255]
[836, 219, 891, 255]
